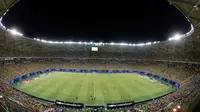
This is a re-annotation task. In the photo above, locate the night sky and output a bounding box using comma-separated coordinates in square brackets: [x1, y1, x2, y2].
[2, 0, 190, 42]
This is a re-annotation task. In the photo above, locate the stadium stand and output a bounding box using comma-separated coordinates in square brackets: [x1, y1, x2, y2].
[0, 0, 200, 112]
[1, 32, 200, 61]
[0, 59, 200, 112]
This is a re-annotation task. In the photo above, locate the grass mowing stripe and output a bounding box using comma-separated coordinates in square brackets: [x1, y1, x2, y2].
[63, 77, 80, 102]
[110, 75, 134, 102]
[44, 74, 73, 100]
[66, 78, 83, 102]
[105, 75, 122, 102]
[122, 74, 149, 99]
[86, 74, 95, 104]
[94, 74, 104, 104]
[78, 73, 89, 103]
[19, 75, 60, 97]
[100, 76, 113, 103]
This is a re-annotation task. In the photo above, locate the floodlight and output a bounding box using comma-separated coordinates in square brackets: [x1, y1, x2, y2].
[9, 29, 23, 36]
[110, 42, 115, 45]
[120, 43, 126, 46]
[83, 42, 87, 44]
[41, 40, 47, 43]
[146, 42, 152, 45]
[68, 41, 73, 44]
[79, 41, 82, 44]
[174, 34, 181, 40]
[177, 105, 181, 109]
[173, 108, 177, 112]
[153, 41, 157, 44]
[11, 29, 17, 34]
[0, 95, 3, 98]
[137, 43, 145, 46]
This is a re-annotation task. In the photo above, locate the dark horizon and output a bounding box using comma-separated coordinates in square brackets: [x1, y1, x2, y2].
[2, 0, 191, 42]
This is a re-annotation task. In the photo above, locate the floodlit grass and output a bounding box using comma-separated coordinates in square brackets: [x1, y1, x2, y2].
[16, 72, 173, 105]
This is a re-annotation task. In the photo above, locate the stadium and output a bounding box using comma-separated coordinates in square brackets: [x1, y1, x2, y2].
[0, 0, 200, 112]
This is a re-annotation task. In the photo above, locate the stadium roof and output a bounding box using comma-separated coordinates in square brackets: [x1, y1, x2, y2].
[0, 0, 199, 38]
[0, 0, 199, 62]
[0, 0, 17, 17]
[168, 0, 200, 38]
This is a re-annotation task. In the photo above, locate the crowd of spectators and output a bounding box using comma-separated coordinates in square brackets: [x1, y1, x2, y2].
[0, 58, 199, 112]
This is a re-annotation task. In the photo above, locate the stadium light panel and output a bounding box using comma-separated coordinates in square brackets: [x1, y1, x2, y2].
[41, 40, 47, 43]
[8, 29, 23, 36]
[153, 41, 157, 44]
[174, 34, 181, 40]
[168, 34, 182, 41]
[120, 43, 126, 46]
[146, 42, 152, 45]
[173, 108, 177, 112]
[110, 42, 115, 45]
[169, 37, 175, 41]
[168, 37, 173, 41]
[11, 29, 17, 34]
[68, 41, 73, 44]
[34, 37, 167, 46]
[137, 43, 145, 46]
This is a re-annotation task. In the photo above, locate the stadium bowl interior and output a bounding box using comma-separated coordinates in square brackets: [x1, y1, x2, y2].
[0, 0, 200, 112]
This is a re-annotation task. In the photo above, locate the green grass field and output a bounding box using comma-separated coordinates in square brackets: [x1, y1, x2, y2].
[15, 72, 173, 105]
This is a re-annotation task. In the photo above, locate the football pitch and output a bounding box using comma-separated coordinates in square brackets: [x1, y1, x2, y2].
[15, 72, 173, 105]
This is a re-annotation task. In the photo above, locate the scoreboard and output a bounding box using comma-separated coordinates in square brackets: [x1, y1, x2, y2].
[91, 47, 98, 51]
